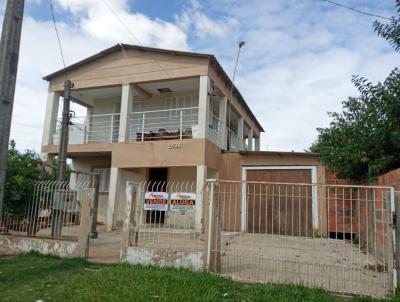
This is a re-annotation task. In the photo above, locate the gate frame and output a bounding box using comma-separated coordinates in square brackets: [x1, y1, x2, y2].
[241, 165, 318, 232]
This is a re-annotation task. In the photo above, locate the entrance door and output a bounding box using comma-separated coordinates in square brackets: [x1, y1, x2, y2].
[147, 168, 168, 224]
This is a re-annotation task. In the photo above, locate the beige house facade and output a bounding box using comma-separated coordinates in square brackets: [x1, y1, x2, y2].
[41, 44, 324, 232]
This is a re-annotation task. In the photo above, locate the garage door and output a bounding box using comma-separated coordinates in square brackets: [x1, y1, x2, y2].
[246, 168, 313, 236]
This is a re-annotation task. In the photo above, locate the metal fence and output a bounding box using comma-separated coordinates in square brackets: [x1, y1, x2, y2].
[126, 181, 203, 251]
[129, 107, 199, 141]
[0, 176, 93, 241]
[53, 113, 121, 145]
[205, 180, 395, 298]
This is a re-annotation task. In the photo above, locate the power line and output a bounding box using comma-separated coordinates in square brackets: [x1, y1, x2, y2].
[49, 0, 66, 68]
[321, 0, 395, 21]
[100, 0, 170, 76]
[100, 0, 143, 45]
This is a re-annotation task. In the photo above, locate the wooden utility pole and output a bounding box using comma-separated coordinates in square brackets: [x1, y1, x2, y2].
[0, 0, 25, 216]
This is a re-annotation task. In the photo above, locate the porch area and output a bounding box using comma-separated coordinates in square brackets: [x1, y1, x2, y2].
[43, 77, 261, 152]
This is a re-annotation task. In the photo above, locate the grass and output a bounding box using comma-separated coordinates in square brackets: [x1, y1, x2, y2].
[0, 252, 397, 302]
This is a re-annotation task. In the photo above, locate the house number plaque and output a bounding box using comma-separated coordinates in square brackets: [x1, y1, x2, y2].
[168, 143, 182, 149]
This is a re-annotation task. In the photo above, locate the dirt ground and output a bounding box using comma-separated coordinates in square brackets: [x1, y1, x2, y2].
[88, 225, 122, 263]
[220, 233, 393, 298]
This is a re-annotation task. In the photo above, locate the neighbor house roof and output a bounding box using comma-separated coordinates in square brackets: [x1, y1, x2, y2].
[43, 43, 264, 132]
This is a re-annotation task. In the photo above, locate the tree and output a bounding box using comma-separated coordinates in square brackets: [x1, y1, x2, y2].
[3, 140, 56, 217]
[310, 1, 400, 181]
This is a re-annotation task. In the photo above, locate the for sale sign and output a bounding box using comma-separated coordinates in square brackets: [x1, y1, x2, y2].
[170, 192, 196, 211]
[144, 192, 168, 211]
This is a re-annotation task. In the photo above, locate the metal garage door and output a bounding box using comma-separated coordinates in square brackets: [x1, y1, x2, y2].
[246, 168, 313, 236]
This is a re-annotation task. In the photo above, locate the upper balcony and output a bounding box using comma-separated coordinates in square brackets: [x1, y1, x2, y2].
[43, 77, 260, 153]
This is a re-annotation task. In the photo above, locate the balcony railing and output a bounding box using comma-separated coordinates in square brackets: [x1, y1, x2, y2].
[129, 107, 199, 141]
[51, 107, 238, 149]
[208, 112, 226, 149]
[227, 128, 239, 151]
[53, 113, 120, 145]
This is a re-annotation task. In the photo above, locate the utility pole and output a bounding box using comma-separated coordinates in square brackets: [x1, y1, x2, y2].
[51, 79, 73, 238]
[0, 0, 25, 216]
[57, 80, 73, 180]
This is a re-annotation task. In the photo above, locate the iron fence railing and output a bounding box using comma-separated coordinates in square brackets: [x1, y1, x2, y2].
[129, 107, 199, 141]
[0, 176, 92, 241]
[53, 113, 120, 144]
[126, 181, 203, 251]
[205, 180, 394, 298]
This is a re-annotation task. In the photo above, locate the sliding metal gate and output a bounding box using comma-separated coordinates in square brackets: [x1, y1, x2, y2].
[207, 180, 395, 298]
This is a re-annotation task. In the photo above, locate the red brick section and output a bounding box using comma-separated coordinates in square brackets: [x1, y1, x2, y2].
[326, 169, 400, 260]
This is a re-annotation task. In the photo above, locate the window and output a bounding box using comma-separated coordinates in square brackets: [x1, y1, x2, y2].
[93, 168, 111, 193]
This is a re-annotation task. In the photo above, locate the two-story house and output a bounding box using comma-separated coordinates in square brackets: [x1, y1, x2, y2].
[41, 44, 324, 233]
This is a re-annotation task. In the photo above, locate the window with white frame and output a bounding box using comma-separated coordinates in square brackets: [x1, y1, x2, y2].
[92, 168, 111, 193]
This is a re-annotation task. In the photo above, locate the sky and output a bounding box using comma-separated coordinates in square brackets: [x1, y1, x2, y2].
[0, 0, 398, 152]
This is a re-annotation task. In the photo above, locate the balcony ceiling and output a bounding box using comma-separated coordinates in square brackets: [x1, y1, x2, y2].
[135, 78, 199, 95]
[72, 78, 199, 107]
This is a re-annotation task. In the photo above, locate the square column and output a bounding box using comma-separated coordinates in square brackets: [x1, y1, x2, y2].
[248, 128, 253, 151]
[107, 167, 122, 231]
[238, 117, 244, 151]
[218, 97, 227, 149]
[197, 76, 209, 139]
[255, 136, 261, 151]
[119, 84, 133, 142]
[41, 91, 60, 146]
[196, 165, 207, 232]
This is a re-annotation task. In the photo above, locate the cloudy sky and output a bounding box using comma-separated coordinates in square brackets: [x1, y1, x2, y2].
[0, 0, 398, 152]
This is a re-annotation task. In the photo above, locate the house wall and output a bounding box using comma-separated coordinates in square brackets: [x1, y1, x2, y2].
[48, 49, 209, 92]
[208, 66, 262, 138]
[216, 152, 325, 232]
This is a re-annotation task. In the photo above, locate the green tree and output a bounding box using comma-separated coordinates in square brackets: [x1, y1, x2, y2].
[310, 1, 400, 181]
[3, 140, 56, 217]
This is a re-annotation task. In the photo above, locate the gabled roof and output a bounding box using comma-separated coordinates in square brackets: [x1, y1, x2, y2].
[43, 43, 264, 132]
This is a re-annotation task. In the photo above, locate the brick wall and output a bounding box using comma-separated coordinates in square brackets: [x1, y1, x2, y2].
[326, 169, 399, 261]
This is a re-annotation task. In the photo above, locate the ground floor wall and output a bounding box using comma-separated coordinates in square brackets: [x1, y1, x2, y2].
[0, 236, 79, 257]
[68, 145, 325, 234]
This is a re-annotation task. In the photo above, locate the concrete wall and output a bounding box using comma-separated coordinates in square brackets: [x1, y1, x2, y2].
[126, 247, 204, 271]
[0, 236, 78, 258]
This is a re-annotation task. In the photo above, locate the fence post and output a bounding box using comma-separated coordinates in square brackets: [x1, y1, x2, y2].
[76, 188, 93, 258]
[206, 180, 221, 273]
[120, 181, 137, 260]
[90, 174, 100, 237]
[394, 191, 400, 288]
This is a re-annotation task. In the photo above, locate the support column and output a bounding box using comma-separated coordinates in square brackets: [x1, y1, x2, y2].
[119, 84, 133, 142]
[255, 136, 261, 151]
[107, 167, 122, 231]
[197, 76, 209, 139]
[248, 129, 253, 151]
[238, 117, 244, 151]
[42, 91, 60, 146]
[218, 96, 227, 149]
[196, 165, 207, 232]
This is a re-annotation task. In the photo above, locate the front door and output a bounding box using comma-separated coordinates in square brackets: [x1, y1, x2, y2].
[147, 168, 168, 224]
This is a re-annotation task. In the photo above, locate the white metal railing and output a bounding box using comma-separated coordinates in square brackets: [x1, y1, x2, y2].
[208, 112, 226, 149]
[206, 180, 394, 298]
[129, 107, 199, 141]
[227, 128, 239, 151]
[53, 113, 120, 144]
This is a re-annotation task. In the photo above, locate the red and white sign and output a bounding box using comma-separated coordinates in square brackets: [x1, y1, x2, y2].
[170, 192, 196, 211]
[144, 192, 168, 211]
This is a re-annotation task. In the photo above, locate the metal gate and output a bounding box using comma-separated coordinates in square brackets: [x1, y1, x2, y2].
[207, 180, 395, 298]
